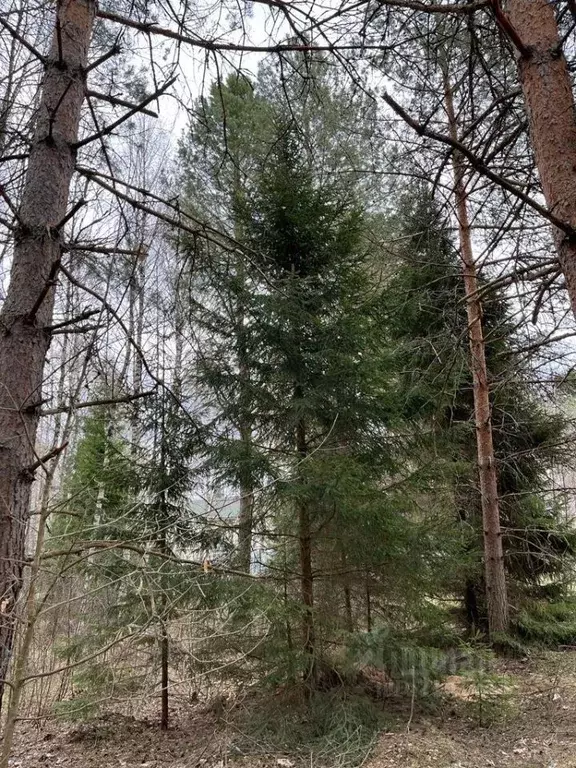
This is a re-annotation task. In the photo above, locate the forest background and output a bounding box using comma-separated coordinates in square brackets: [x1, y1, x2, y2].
[3, 1, 576, 766]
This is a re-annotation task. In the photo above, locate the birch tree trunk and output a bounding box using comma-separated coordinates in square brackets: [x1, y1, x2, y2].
[506, 0, 576, 316]
[444, 72, 509, 636]
[0, 0, 95, 708]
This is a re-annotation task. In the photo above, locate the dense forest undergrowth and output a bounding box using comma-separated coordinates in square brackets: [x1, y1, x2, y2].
[10, 651, 576, 768]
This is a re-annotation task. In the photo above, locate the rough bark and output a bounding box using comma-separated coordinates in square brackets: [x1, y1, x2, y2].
[235, 251, 255, 574]
[464, 579, 481, 632]
[158, 395, 170, 731]
[506, 0, 576, 315]
[341, 547, 354, 633]
[159, 529, 169, 733]
[160, 622, 169, 731]
[0, 0, 96, 709]
[282, 542, 295, 681]
[130, 250, 146, 447]
[296, 410, 316, 687]
[444, 72, 509, 636]
[457, 501, 486, 632]
[365, 578, 372, 632]
[237, 423, 255, 574]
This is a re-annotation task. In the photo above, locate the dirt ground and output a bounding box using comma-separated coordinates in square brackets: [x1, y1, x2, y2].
[9, 653, 576, 768]
[367, 654, 576, 768]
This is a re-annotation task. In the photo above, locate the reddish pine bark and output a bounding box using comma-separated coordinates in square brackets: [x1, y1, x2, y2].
[444, 73, 509, 636]
[0, 0, 96, 708]
[507, 0, 576, 315]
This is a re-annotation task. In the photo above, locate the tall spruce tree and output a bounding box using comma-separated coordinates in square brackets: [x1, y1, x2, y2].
[385, 188, 576, 636]
[179, 59, 380, 577]
[179, 68, 434, 685]
[235, 122, 392, 683]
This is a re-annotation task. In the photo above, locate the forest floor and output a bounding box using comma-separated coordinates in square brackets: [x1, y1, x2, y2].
[9, 652, 576, 768]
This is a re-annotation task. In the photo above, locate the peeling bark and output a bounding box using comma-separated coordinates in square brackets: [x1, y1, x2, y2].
[0, 0, 96, 708]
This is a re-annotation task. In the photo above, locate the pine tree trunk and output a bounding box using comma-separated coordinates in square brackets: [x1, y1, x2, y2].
[0, 0, 95, 711]
[282, 543, 295, 681]
[464, 579, 481, 632]
[341, 547, 353, 633]
[444, 72, 509, 637]
[506, 0, 576, 315]
[235, 252, 254, 574]
[237, 424, 255, 574]
[159, 544, 169, 733]
[159, 397, 170, 731]
[129, 252, 146, 447]
[160, 625, 169, 730]
[295, 411, 316, 687]
[457, 500, 486, 633]
[365, 578, 372, 632]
